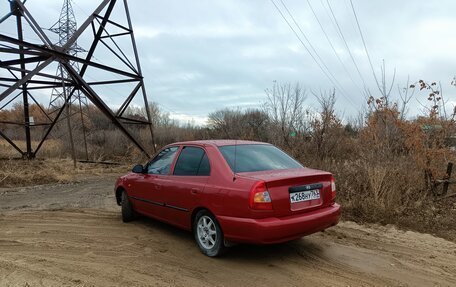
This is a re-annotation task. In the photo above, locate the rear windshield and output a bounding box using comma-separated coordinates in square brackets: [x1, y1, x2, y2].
[218, 144, 303, 173]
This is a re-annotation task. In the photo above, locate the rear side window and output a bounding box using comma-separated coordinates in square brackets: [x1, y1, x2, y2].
[218, 144, 302, 173]
[173, 147, 211, 176]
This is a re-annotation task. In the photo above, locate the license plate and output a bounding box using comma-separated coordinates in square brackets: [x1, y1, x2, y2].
[290, 189, 320, 203]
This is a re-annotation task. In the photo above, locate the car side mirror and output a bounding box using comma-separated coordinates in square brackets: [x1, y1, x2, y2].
[132, 164, 144, 173]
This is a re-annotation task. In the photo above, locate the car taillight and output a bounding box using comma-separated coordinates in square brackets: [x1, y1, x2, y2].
[330, 176, 336, 203]
[249, 181, 273, 210]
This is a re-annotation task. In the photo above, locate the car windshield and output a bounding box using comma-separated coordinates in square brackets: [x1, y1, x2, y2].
[218, 144, 303, 173]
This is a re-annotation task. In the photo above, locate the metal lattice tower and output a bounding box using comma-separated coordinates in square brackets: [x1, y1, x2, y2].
[49, 0, 90, 162]
[49, 0, 87, 109]
[0, 0, 157, 160]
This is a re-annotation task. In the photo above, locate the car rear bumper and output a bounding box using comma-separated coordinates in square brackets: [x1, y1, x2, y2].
[217, 203, 341, 244]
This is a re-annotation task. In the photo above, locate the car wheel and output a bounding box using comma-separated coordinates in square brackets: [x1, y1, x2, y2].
[193, 210, 225, 257]
[121, 190, 136, 222]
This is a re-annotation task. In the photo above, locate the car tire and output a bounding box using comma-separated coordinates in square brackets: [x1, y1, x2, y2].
[121, 190, 136, 223]
[193, 210, 225, 257]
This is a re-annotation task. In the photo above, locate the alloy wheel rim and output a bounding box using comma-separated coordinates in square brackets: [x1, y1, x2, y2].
[197, 215, 217, 250]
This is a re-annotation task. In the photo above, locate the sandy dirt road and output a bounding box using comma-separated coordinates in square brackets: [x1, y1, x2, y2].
[0, 176, 455, 287]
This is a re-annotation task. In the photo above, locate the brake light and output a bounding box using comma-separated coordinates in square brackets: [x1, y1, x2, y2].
[249, 181, 273, 210]
[330, 176, 336, 203]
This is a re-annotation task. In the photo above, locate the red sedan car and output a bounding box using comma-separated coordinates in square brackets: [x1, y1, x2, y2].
[115, 140, 340, 256]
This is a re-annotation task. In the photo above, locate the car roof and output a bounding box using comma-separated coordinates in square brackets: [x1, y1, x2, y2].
[171, 139, 269, 147]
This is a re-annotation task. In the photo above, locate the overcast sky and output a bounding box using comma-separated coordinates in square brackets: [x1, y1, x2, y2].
[1, 0, 455, 125]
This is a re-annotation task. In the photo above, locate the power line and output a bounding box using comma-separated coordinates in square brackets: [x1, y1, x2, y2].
[269, 0, 357, 109]
[349, 0, 382, 95]
[278, 0, 352, 101]
[324, 0, 368, 92]
[305, 0, 364, 97]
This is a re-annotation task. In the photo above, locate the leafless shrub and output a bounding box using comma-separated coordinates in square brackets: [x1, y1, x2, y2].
[308, 89, 345, 160]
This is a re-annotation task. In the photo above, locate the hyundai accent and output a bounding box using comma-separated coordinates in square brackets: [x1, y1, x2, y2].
[114, 140, 341, 257]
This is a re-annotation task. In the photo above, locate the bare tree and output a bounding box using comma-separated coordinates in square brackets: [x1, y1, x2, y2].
[263, 82, 309, 150]
[207, 108, 242, 139]
[207, 108, 269, 141]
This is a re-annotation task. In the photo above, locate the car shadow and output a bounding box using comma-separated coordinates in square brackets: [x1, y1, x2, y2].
[130, 214, 324, 262]
[224, 239, 324, 261]
[132, 214, 194, 240]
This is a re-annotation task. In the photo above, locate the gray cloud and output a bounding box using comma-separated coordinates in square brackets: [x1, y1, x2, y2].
[1, 0, 455, 124]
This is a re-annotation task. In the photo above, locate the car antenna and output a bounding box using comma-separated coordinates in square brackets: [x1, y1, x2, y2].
[233, 139, 237, 181]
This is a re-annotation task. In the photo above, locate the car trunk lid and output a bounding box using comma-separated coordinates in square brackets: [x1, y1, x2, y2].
[238, 168, 334, 217]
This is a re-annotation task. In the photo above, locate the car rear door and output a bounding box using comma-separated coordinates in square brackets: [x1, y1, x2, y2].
[159, 146, 211, 230]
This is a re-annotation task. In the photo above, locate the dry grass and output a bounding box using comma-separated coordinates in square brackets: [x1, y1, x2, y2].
[0, 138, 144, 188]
[309, 156, 456, 242]
[0, 139, 135, 188]
[0, 158, 131, 188]
[0, 139, 64, 159]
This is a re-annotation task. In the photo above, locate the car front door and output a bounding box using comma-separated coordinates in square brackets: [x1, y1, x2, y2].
[130, 146, 179, 219]
[159, 146, 211, 230]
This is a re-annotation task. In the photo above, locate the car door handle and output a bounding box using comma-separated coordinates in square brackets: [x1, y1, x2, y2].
[191, 188, 200, 194]
[155, 183, 161, 190]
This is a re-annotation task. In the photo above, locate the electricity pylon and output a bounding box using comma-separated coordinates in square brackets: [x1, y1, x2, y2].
[49, 0, 89, 164]
[0, 0, 156, 159]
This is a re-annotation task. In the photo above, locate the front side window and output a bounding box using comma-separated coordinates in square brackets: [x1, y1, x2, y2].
[147, 146, 179, 175]
[218, 144, 302, 173]
[173, 147, 210, 176]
